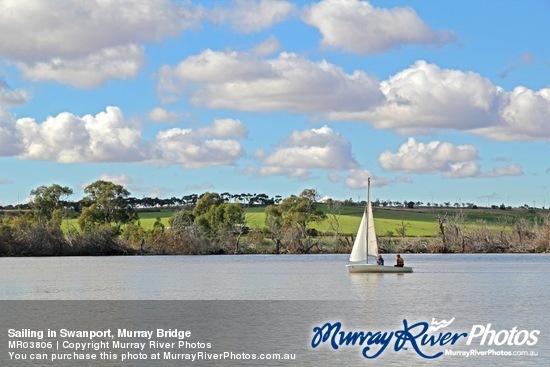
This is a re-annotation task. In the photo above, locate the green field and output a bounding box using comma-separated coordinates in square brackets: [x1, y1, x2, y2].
[244, 206, 438, 236]
[135, 206, 449, 237]
[65, 206, 543, 238]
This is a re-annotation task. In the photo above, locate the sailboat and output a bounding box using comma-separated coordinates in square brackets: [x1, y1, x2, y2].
[346, 178, 413, 273]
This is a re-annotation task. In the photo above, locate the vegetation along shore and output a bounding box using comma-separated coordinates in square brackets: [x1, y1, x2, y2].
[0, 181, 548, 256]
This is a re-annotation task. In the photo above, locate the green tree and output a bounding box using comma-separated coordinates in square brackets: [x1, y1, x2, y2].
[265, 204, 283, 253]
[30, 184, 73, 227]
[277, 189, 326, 253]
[78, 180, 137, 230]
[193, 192, 223, 217]
[279, 189, 326, 232]
[216, 202, 246, 253]
[190, 193, 246, 252]
[170, 209, 195, 233]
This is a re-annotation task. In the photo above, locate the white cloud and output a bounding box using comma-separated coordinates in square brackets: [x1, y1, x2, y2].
[258, 125, 357, 179]
[158, 49, 382, 113]
[444, 162, 523, 179]
[331, 61, 503, 134]
[470, 87, 550, 141]
[379, 137, 478, 173]
[18, 45, 146, 88]
[0, 121, 21, 156]
[98, 173, 134, 187]
[211, 0, 296, 33]
[443, 162, 481, 178]
[0, 80, 29, 155]
[302, 0, 454, 54]
[151, 119, 247, 168]
[252, 36, 282, 56]
[480, 164, 523, 178]
[15, 106, 146, 163]
[0, 79, 30, 107]
[345, 169, 390, 189]
[158, 48, 276, 86]
[258, 166, 312, 180]
[329, 61, 550, 141]
[380, 138, 524, 179]
[154, 133, 244, 168]
[160, 51, 549, 142]
[148, 107, 183, 123]
[0, 0, 201, 62]
[0, 0, 204, 87]
[1, 106, 247, 168]
[197, 118, 249, 138]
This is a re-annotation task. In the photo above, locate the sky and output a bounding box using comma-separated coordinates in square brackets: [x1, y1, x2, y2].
[0, 0, 549, 208]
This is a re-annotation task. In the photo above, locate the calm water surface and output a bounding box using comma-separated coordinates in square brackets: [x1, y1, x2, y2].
[0, 253, 547, 301]
[0, 254, 548, 366]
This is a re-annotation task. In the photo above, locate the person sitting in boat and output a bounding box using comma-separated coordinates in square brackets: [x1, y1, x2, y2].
[377, 255, 384, 266]
[395, 254, 404, 267]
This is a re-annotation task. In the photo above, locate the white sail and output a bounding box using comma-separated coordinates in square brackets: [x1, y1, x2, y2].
[349, 202, 378, 262]
[366, 201, 378, 258]
[349, 210, 368, 262]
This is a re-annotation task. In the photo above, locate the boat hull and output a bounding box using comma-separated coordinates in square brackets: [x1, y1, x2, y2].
[346, 264, 413, 273]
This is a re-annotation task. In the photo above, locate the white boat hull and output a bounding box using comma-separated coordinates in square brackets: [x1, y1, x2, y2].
[346, 263, 413, 273]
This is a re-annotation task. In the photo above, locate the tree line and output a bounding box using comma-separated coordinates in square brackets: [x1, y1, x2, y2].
[0, 191, 282, 212]
[0, 181, 548, 256]
[0, 182, 328, 256]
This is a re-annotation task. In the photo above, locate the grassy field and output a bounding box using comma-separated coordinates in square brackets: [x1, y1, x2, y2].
[63, 205, 544, 238]
[244, 206, 438, 236]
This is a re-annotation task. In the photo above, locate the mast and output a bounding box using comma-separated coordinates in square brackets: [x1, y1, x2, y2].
[366, 177, 370, 263]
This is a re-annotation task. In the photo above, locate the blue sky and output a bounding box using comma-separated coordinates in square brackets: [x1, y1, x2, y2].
[0, 0, 549, 208]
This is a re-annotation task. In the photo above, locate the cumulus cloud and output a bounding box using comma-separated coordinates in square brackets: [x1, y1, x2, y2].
[257, 166, 313, 180]
[0, 80, 29, 155]
[252, 36, 282, 57]
[0, 106, 247, 168]
[302, 0, 454, 54]
[157, 49, 382, 113]
[345, 169, 390, 189]
[0, 0, 204, 87]
[331, 61, 503, 134]
[15, 106, 146, 162]
[197, 118, 249, 138]
[18, 45, 146, 88]
[151, 119, 247, 168]
[265, 125, 356, 169]
[380, 138, 524, 179]
[0, 108, 20, 155]
[379, 137, 478, 173]
[257, 125, 357, 179]
[148, 107, 183, 123]
[210, 0, 296, 33]
[444, 162, 481, 178]
[0, 79, 30, 107]
[329, 61, 550, 141]
[470, 87, 550, 141]
[160, 52, 549, 142]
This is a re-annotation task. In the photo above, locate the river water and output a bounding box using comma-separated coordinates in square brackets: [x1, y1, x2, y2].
[0, 254, 548, 366]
